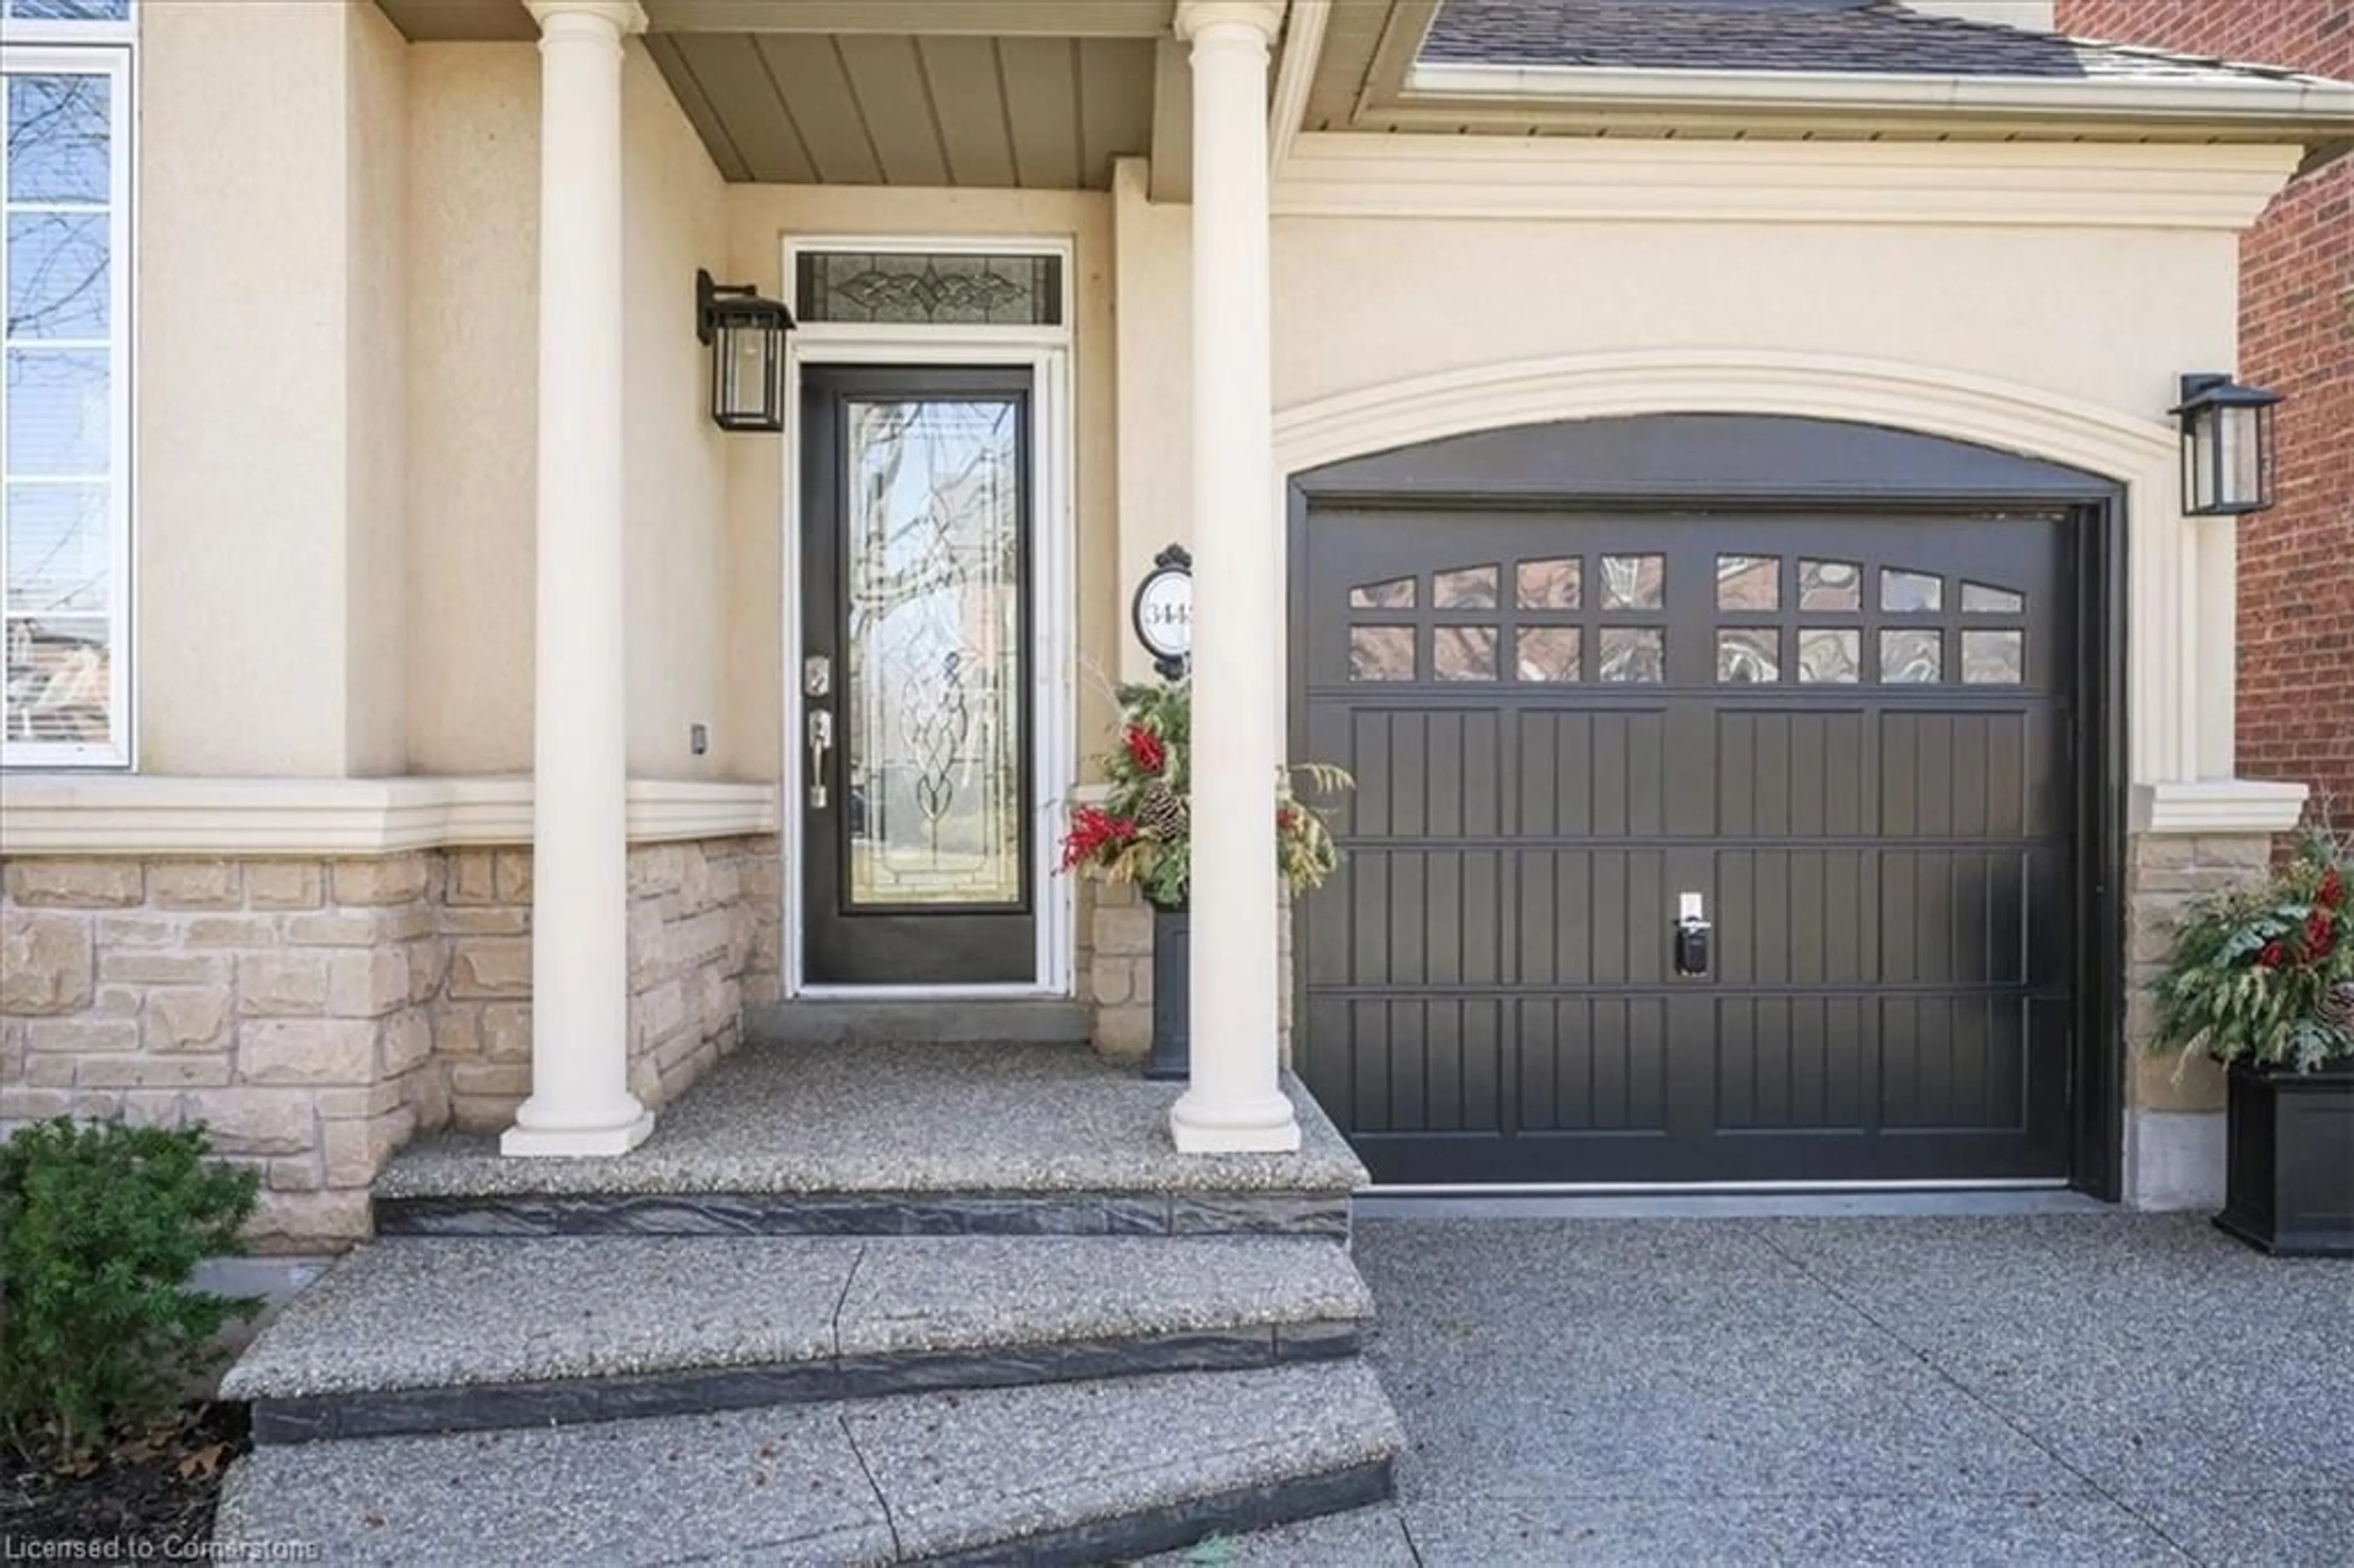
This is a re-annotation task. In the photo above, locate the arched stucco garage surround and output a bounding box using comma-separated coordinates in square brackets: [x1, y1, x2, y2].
[1271, 349, 2211, 793]
[1279, 398, 2131, 1193]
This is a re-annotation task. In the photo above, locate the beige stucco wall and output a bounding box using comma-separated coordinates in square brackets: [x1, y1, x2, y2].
[346, 2, 411, 775]
[139, 0, 408, 776]
[718, 185, 1122, 786]
[405, 42, 538, 774]
[620, 46, 732, 778]
[197, 33, 1108, 788]
[1113, 143, 2251, 753]
[1268, 218, 2236, 419]
[1111, 159, 1191, 687]
[404, 41, 731, 777]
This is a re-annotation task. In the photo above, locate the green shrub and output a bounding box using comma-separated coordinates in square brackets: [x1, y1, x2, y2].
[0, 1118, 261, 1463]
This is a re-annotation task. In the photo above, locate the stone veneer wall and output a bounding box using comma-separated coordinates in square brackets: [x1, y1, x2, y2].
[2120, 829, 2277, 1206]
[1088, 881, 1153, 1059]
[0, 836, 780, 1252]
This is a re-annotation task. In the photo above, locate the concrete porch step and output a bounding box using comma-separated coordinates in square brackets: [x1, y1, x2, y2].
[223, 1234, 1372, 1444]
[373, 1042, 1366, 1239]
[217, 1360, 1404, 1567]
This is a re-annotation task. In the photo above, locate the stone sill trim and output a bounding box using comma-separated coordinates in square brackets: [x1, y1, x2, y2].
[2135, 779, 2309, 835]
[0, 775, 780, 856]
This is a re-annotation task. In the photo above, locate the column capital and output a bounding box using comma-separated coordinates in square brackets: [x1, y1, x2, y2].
[1175, 0, 1286, 45]
[525, 0, 648, 37]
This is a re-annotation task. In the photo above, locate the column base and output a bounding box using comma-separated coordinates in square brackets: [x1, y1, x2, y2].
[500, 1102, 655, 1159]
[1170, 1090, 1302, 1154]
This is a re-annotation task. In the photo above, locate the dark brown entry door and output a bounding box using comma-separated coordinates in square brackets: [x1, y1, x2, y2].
[1297, 509, 2076, 1185]
[799, 366, 1035, 985]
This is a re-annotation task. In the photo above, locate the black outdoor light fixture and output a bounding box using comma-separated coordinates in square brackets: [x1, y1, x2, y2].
[696, 268, 793, 432]
[2171, 372, 2282, 517]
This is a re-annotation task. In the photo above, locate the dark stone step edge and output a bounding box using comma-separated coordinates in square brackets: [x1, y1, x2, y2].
[916, 1457, 1395, 1568]
[249, 1320, 1363, 1445]
[371, 1189, 1351, 1239]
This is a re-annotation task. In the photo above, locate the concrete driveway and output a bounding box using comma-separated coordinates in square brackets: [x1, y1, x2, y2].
[1177, 1214, 2354, 1566]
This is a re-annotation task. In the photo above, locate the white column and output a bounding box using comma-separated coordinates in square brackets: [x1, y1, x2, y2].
[503, 0, 652, 1157]
[1172, 1, 1301, 1154]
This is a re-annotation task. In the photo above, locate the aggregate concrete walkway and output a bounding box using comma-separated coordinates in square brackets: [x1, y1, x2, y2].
[1165, 1214, 2354, 1567]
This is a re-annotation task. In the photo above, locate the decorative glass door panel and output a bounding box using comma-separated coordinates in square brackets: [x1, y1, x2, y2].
[802, 368, 1035, 985]
[844, 399, 1024, 909]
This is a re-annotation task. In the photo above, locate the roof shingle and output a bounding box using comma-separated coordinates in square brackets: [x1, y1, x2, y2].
[1418, 0, 2345, 88]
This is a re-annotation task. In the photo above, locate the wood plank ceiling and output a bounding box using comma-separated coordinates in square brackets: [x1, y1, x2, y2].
[644, 31, 1157, 187]
[375, 1, 1166, 190]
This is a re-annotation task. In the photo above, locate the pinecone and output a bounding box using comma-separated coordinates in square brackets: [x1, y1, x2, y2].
[2327, 982, 2354, 1037]
[1136, 781, 1189, 839]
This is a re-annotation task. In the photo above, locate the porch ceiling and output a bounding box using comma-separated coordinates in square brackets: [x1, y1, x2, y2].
[378, 1, 1169, 189]
[646, 30, 1157, 186]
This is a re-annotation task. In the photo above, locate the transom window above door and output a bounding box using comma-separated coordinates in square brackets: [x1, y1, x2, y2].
[1343, 550, 2029, 688]
[794, 250, 1064, 327]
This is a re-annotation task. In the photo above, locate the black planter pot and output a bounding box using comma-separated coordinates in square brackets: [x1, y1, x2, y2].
[1143, 901, 1189, 1081]
[2214, 1061, 2354, 1258]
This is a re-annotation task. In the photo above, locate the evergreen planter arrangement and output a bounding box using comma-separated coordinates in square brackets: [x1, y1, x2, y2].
[2152, 831, 2354, 1257]
[1059, 680, 1349, 1080]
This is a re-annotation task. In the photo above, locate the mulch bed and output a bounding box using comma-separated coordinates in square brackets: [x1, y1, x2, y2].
[1, 1403, 248, 1552]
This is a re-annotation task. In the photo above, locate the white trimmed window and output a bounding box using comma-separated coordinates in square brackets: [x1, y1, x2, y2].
[3, 1, 134, 767]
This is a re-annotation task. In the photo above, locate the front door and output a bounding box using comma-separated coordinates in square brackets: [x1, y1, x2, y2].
[799, 365, 1035, 986]
[1297, 506, 2079, 1186]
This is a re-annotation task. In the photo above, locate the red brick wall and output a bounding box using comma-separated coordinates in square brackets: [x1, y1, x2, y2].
[2058, 2, 2354, 820]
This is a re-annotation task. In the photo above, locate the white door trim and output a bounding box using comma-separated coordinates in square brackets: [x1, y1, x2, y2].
[780, 235, 1076, 1000]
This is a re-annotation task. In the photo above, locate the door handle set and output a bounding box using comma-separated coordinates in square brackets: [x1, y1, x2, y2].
[1674, 891, 1712, 978]
[804, 655, 835, 810]
[807, 708, 833, 810]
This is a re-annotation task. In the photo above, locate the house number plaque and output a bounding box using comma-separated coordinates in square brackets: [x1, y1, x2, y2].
[1131, 544, 1192, 681]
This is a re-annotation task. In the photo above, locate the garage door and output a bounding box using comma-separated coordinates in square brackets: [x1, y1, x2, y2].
[1295, 506, 2078, 1186]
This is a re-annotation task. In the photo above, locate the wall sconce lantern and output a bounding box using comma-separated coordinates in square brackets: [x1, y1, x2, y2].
[2172, 372, 2282, 517]
[696, 268, 793, 432]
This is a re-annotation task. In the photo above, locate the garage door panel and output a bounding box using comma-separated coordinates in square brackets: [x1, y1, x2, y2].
[1718, 710, 1877, 839]
[1297, 504, 2079, 1186]
[1716, 995, 1876, 1131]
[1517, 710, 1597, 836]
[1336, 997, 1510, 1135]
[1517, 995, 1673, 1135]
[1387, 852, 1426, 986]
[1325, 848, 1510, 989]
[1417, 999, 1504, 1132]
[1599, 712, 1669, 838]
[1714, 848, 1877, 986]
[1879, 994, 2030, 1132]
[1879, 847, 2061, 989]
[1880, 709, 2070, 840]
[1518, 850, 1582, 985]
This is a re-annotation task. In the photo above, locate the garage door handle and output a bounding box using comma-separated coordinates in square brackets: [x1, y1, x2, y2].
[1675, 892, 1712, 978]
